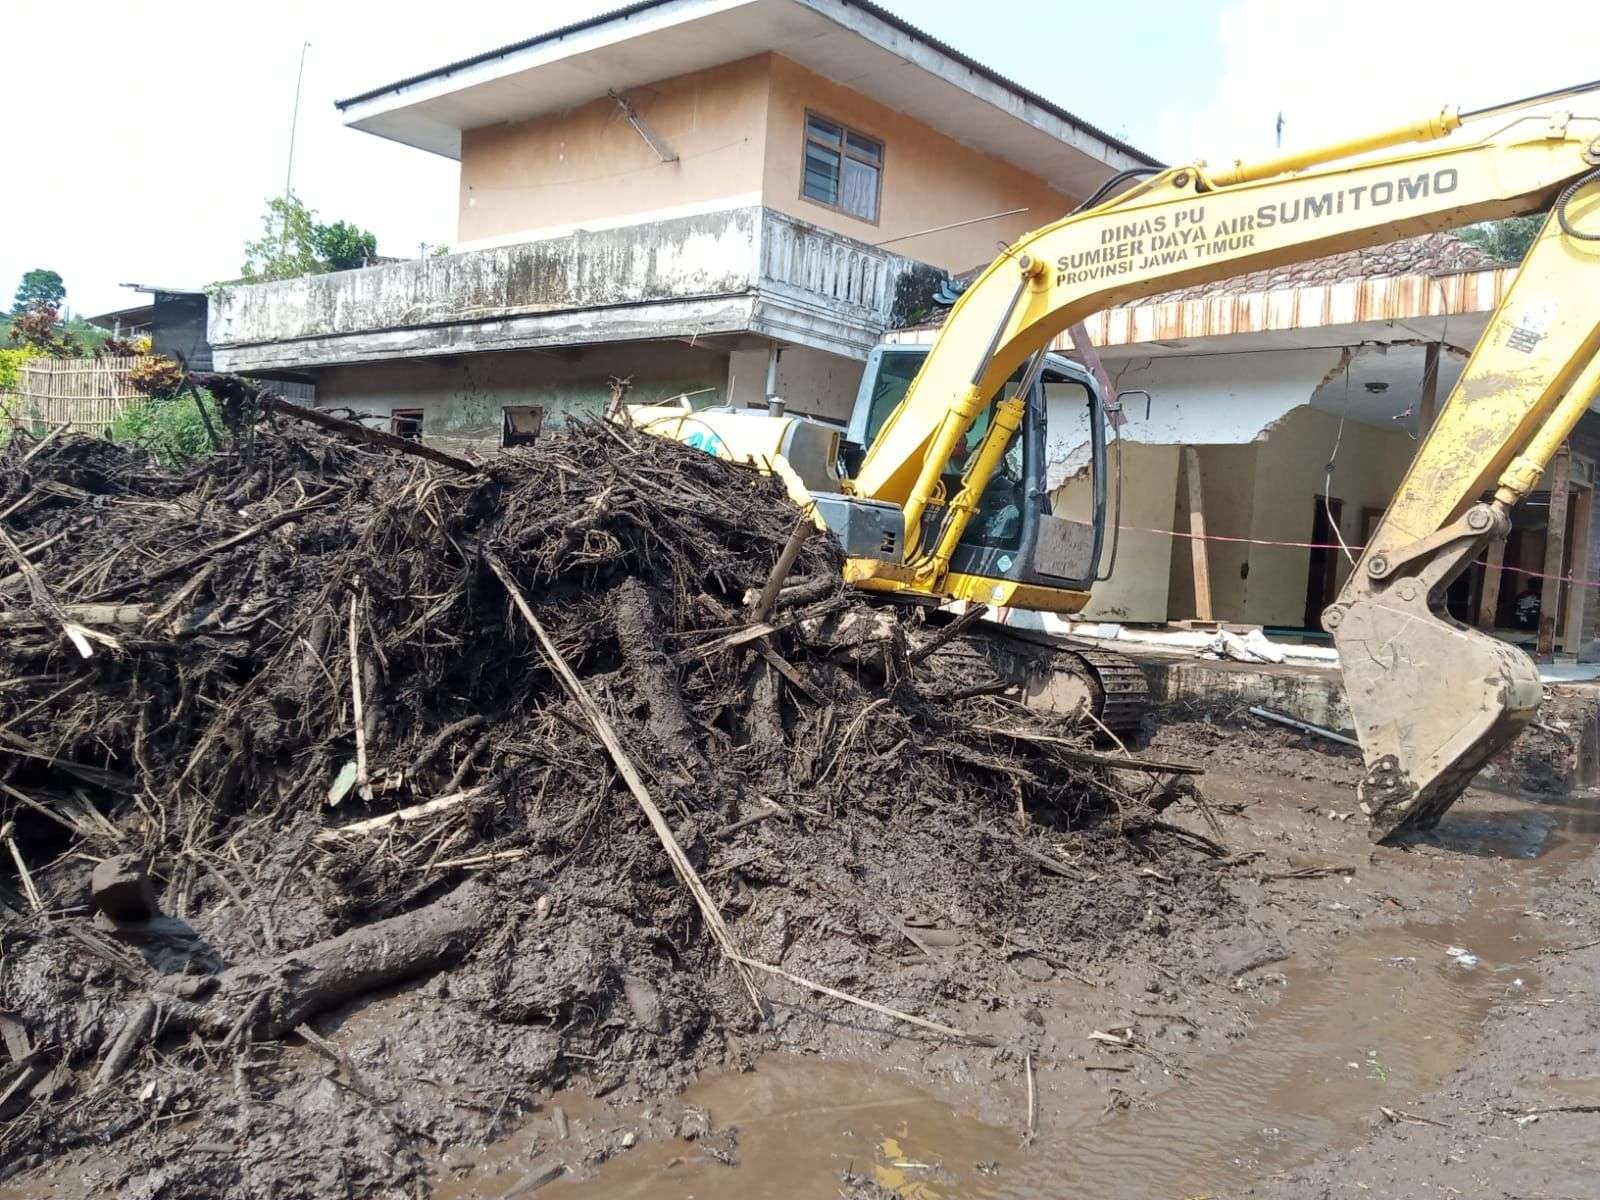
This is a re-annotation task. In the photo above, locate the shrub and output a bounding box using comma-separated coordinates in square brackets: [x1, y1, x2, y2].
[126, 355, 185, 398]
[8, 303, 79, 357]
[0, 346, 34, 392]
[109, 390, 221, 466]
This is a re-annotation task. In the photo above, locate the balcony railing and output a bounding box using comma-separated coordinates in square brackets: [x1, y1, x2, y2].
[207, 206, 922, 365]
[759, 210, 904, 319]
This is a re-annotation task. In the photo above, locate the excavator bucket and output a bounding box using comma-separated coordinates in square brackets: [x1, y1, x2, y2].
[1330, 590, 1543, 842]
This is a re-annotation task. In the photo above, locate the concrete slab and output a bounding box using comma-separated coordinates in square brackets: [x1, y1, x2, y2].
[1133, 652, 1352, 733]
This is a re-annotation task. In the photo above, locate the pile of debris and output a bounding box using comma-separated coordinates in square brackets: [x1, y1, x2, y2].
[0, 390, 1222, 1197]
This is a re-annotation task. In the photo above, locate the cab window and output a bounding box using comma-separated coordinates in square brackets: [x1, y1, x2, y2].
[861, 349, 924, 450]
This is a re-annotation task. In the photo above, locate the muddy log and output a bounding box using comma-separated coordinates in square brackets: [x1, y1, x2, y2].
[612, 577, 708, 779]
[153, 879, 494, 1044]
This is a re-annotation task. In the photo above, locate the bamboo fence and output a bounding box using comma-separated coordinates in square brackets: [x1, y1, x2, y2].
[1, 357, 147, 431]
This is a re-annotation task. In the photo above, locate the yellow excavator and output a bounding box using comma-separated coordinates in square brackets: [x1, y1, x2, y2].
[622, 80, 1600, 842]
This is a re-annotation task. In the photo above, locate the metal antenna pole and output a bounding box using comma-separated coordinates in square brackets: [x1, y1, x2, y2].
[285, 40, 312, 203]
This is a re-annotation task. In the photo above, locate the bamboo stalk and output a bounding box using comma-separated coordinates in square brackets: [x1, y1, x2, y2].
[348, 591, 371, 800]
[316, 787, 484, 842]
[731, 953, 995, 1045]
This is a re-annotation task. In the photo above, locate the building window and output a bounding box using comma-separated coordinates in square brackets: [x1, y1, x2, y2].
[801, 112, 882, 223]
[501, 405, 544, 448]
[390, 409, 424, 440]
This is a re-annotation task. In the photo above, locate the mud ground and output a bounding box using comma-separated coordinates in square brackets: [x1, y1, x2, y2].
[6, 686, 1598, 1200]
[431, 693, 1600, 1200]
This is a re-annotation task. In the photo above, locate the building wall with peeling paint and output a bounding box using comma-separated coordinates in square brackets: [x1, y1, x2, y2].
[211, 208, 762, 357]
[1245, 406, 1417, 626]
[314, 343, 729, 451]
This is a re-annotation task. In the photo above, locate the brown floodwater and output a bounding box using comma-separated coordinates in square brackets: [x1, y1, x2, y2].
[436, 780, 1600, 1200]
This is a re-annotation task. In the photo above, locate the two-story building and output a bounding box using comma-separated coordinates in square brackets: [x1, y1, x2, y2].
[207, 0, 1154, 449]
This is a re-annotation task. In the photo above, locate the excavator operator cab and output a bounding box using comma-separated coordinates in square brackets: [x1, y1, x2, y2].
[845, 345, 1111, 593]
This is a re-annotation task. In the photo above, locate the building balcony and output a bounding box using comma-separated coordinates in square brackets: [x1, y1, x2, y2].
[208, 206, 935, 374]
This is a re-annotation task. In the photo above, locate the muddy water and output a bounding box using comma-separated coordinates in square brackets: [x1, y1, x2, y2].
[448, 782, 1600, 1200]
[539, 905, 1532, 1200]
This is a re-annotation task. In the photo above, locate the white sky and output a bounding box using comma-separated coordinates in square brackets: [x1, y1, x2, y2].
[4, 0, 1599, 318]
[1158, 0, 1600, 165]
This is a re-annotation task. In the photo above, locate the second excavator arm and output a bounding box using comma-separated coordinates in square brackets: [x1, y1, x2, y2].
[852, 82, 1600, 840]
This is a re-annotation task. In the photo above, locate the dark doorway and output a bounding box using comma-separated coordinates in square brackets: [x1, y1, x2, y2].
[1304, 495, 1345, 630]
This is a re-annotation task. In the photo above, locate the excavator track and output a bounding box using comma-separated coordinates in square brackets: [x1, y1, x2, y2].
[930, 620, 1151, 739]
[1048, 643, 1154, 736]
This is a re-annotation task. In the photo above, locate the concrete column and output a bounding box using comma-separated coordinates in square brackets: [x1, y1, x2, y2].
[1537, 445, 1572, 658]
[1418, 342, 1440, 438]
[1564, 481, 1593, 655]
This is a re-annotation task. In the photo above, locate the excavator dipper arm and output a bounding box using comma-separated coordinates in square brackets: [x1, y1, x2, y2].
[1329, 216, 1600, 838]
[851, 88, 1600, 839]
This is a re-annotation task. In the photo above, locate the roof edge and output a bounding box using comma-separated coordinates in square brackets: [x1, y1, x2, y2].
[818, 0, 1157, 169]
[334, 0, 1159, 169]
[335, 0, 665, 111]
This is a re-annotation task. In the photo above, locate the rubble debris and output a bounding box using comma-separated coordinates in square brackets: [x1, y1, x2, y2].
[0, 382, 1225, 1198]
[1248, 706, 1361, 748]
[89, 854, 159, 923]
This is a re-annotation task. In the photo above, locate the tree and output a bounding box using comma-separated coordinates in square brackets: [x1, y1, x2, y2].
[240, 195, 379, 281]
[311, 220, 378, 270]
[241, 195, 322, 282]
[12, 269, 65, 315]
[1459, 215, 1544, 263]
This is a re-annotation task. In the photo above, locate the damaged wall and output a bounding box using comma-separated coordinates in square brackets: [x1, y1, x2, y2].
[1245, 405, 1416, 626]
[1055, 443, 1180, 622]
[1100, 348, 1348, 447]
[313, 342, 729, 452]
[1163, 410, 1414, 629]
[725, 345, 865, 424]
[1168, 443, 1258, 621]
[1052, 346, 1421, 628]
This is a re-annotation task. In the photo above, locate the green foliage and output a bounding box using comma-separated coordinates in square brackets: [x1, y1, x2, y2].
[1459, 215, 1544, 262]
[12, 269, 64, 315]
[0, 346, 35, 392]
[63, 315, 111, 357]
[108, 390, 221, 466]
[312, 220, 378, 270]
[241, 194, 379, 281]
[242, 195, 323, 282]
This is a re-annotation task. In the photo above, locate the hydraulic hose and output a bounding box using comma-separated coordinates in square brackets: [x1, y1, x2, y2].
[1556, 166, 1600, 241]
